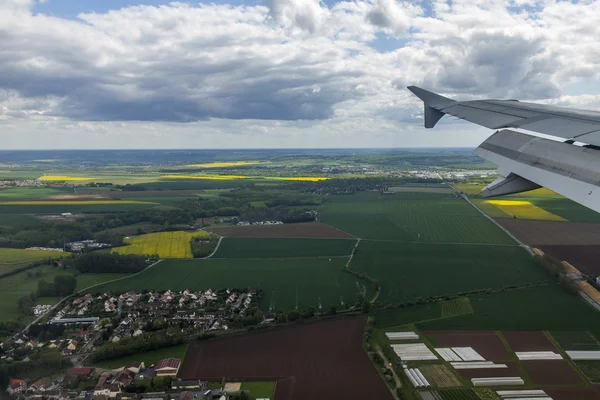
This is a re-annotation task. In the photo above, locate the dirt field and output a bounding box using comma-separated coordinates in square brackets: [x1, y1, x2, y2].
[502, 331, 557, 352]
[494, 218, 600, 246]
[494, 219, 600, 274]
[424, 331, 510, 361]
[41, 194, 108, 200]
[538, 245, 600, 275]
[179, 318, 391, 400]
[546, 387, 600, 400]
[455, 362, 522, 380]
[207, 222, 355, 239]
[522, 360, 583, 385]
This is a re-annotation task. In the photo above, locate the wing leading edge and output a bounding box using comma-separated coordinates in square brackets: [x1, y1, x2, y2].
[407, 86, 600, 214]
[407, 86, 600, 147]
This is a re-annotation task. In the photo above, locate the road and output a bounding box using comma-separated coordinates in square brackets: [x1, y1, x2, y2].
[19, 260, 164, 336]
[437, 173, 534, 256]
[375, 346, 401, 399]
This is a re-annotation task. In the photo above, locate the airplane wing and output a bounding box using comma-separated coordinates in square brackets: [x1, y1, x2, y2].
[407, 86, 600, 214]
[407, 86, 600, 146]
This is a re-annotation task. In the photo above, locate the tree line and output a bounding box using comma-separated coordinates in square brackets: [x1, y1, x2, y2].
[69, 252, 148, 274]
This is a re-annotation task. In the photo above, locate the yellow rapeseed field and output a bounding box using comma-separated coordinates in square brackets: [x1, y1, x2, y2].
[39, 175, 96, 181]
[113, 230, 211, 258]
[0, 200, 157, 205]
[486, 200, 565, 221]
[187, 161, 267, 168]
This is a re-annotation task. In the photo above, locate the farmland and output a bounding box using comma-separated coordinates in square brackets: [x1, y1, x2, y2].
[112, 230, 211, 258]
[417, 284, 600, 338]
[485, 200, 565, 221]
[0, 248, 67, 275]
[212, 238, 357, 258]
[207, 222, 354, 238]
[350, 240, 547, 304]
[458, 184, 600, 222]
[91, 344, 188, 369]
[0, 264, 127, 321]
[179, 318, 392, 400]
[493, 218, 600, 274]
[0, 202, 158, 214]
[319, 191, 515, 244]
[90, 257, 365, 311]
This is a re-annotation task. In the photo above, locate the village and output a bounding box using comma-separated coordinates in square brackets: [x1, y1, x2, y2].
[3, 288, 266, 400]
[6, 361, 241, 400]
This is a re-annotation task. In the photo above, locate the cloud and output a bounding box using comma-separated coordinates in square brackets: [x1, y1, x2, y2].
[365, 0, 420, 34]
[1, 0, 600, 149]
[265, 0, 328, 33]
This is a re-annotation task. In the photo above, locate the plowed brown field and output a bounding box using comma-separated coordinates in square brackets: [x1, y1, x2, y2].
[424, 331, 511, 361]
[207, 222, 355, 238]
[493, 219, 600, 274]
[179, 317, 391, 400]
[522, 360, 583, 385]
[502, 331, 557, 352]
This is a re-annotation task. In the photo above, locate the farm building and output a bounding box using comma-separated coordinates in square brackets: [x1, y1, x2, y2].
[155, 358, 181, 377]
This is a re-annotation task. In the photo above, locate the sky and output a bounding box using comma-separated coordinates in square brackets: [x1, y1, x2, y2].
[1, 0, 600, 149]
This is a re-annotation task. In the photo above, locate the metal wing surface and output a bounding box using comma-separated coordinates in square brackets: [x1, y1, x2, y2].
[407, 86, 600, 214]
[407, 86, 600, 147]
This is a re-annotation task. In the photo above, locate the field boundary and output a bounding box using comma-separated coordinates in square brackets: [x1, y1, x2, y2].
[450, 184, 534, 256]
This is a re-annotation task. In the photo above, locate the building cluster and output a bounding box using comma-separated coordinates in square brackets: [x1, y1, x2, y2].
[0, 179, 44, 188]
[6, 289, 260, 364]
[67, 240, 111, 252]
[236, 220, 283, 226]
[5, 358, 258, 400]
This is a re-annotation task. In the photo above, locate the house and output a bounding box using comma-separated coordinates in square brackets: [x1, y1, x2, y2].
[67, 340, 78, 351]
[132, 329, 143, 337]
[67, 367, 93, 377]
[6, 379, 26, 394]
[155, 358, 181, 377]
[179, 392, 193, 400]
[125, 361, 145, 374]
[114, 370, 135, 387]
[28, 379, 46, 392]
[109, 384, 121, 398]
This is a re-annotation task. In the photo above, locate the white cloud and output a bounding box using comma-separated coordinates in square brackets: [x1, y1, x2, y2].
[0, 0, 599, 148]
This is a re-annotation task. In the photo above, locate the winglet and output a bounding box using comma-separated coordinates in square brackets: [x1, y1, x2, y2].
[407, 86, 456, 128]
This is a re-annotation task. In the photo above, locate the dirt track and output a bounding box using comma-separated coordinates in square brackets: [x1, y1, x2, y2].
[494, 218, 600, 246]
[494, 219, 600, 275]
[207, 222, 355, 239]
[179, 317, 392, 400]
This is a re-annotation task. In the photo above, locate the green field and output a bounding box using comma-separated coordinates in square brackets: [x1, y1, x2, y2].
[0, 265, 129, 321]
[240, 382, 277, 400]
[417, 284, 600, 338]
[458, 185, 600, 223]
[0, 187, 68, 200]
[438, 389, 479, 400]
[90, 257, 367, 311]
[574, 361, 600, 383]
[550, 331, 600, 351]
[91, 344, 188, 369]
[319, 191, 515, 244]
[350, 241, 547, 304]
[440, 298, 474, 318]
[374, 303, 442, 328]
[0, 214, 44, 227]
[0, 248, 67, 270]
[212, 238, 357, 258]
[0, 203, 158, 214]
